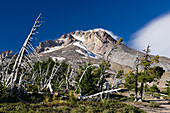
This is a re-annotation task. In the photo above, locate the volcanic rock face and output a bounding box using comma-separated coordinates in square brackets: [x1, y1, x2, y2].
[71, 29, 117, 56]
[61, 34, 78, 46]
[36, 40, 59, 53]
[37, 29, 117, 56]
[107, 45, 170, 71]
[0, 50, 14, 59]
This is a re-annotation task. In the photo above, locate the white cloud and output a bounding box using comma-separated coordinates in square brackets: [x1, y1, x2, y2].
[130, 12, 170, 58]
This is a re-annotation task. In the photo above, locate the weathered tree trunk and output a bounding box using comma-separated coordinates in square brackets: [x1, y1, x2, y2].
[134, 51, 139, 102]
[66, 65, 70, 93]
[139, 82, 144, 102]
[41, 63, 61, 93]
[0, 56, 5, 82]
[101, 66, 105, 92]
[18, 70, 25, 97]
[139, 45, 151, 102]
[134, 68, 138, 101]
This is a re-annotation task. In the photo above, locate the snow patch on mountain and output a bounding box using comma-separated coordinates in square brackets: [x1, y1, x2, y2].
[42, 42, 74, 54]
[86, 50, 100, 58]
[73, 41, 102, 59]
[72, 34, 86, 42]
[75, 49, 102, 59]
[51, 56, 66, 61]
[75, 50, 86, 56]
[42, 46, 64, 53]
[58, 38, 67, 42]
[89, 28, 119, 40]
[74, 28, 119, 40]
[73, 41, 87, 50]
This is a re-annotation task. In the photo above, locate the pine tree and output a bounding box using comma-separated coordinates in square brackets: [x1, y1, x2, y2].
[124, 72, 136, 91]
[138, 45, 165, 101]
[124, 45, 165, 102]
[77, 61, 110, 96]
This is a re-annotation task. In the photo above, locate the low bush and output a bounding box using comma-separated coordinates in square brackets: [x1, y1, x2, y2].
[0, 96, 145, 113]
[149, 101, 160, 108]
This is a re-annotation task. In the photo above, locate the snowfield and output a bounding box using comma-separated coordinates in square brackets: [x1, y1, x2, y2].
[73, 41, 87, 50]
[88, 28, 118, 40]
[42, 46, 64, 53]
[51, 56, 66, 61]
[72, 34, 86, 42]
[73, 41, 102, 59]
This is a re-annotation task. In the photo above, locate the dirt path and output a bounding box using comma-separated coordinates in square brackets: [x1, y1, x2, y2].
[124, 99, 170, 113]
[122, 92, 170, 113]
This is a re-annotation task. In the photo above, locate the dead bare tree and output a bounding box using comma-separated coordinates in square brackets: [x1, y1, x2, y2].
[40, 63, 62, 93]
[4, 13, 43, 94]
[134, 51, 139, 102]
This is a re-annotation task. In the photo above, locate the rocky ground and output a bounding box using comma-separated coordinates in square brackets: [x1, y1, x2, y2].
[123, 92, 170, 113]
[125, 99, 170, 113]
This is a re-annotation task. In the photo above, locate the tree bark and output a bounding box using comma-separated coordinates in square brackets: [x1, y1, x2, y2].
[139, 82, 144, 102]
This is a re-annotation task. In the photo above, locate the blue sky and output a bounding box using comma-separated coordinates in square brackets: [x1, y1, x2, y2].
[1, 0, 170, 57]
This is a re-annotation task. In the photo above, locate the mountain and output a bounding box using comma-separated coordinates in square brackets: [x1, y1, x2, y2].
[0, 50, 14, 59]
[35, 28, 170, 72]
[107, 44, 170, 71]
[37, 28, 117, 56]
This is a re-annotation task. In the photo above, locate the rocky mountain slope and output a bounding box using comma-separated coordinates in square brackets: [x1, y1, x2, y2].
[108, 44, 170, 71]
[0, 50, 14, 63]
[0, 50, 14, 58]
[36, 29, 117, 56]
[35, 28, 170, 72]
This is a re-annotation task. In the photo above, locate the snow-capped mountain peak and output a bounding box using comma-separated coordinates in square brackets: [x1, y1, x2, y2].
[88, 28, 119, 40]
[34, 28, 170, 71]
[36, 28, 118, 56]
